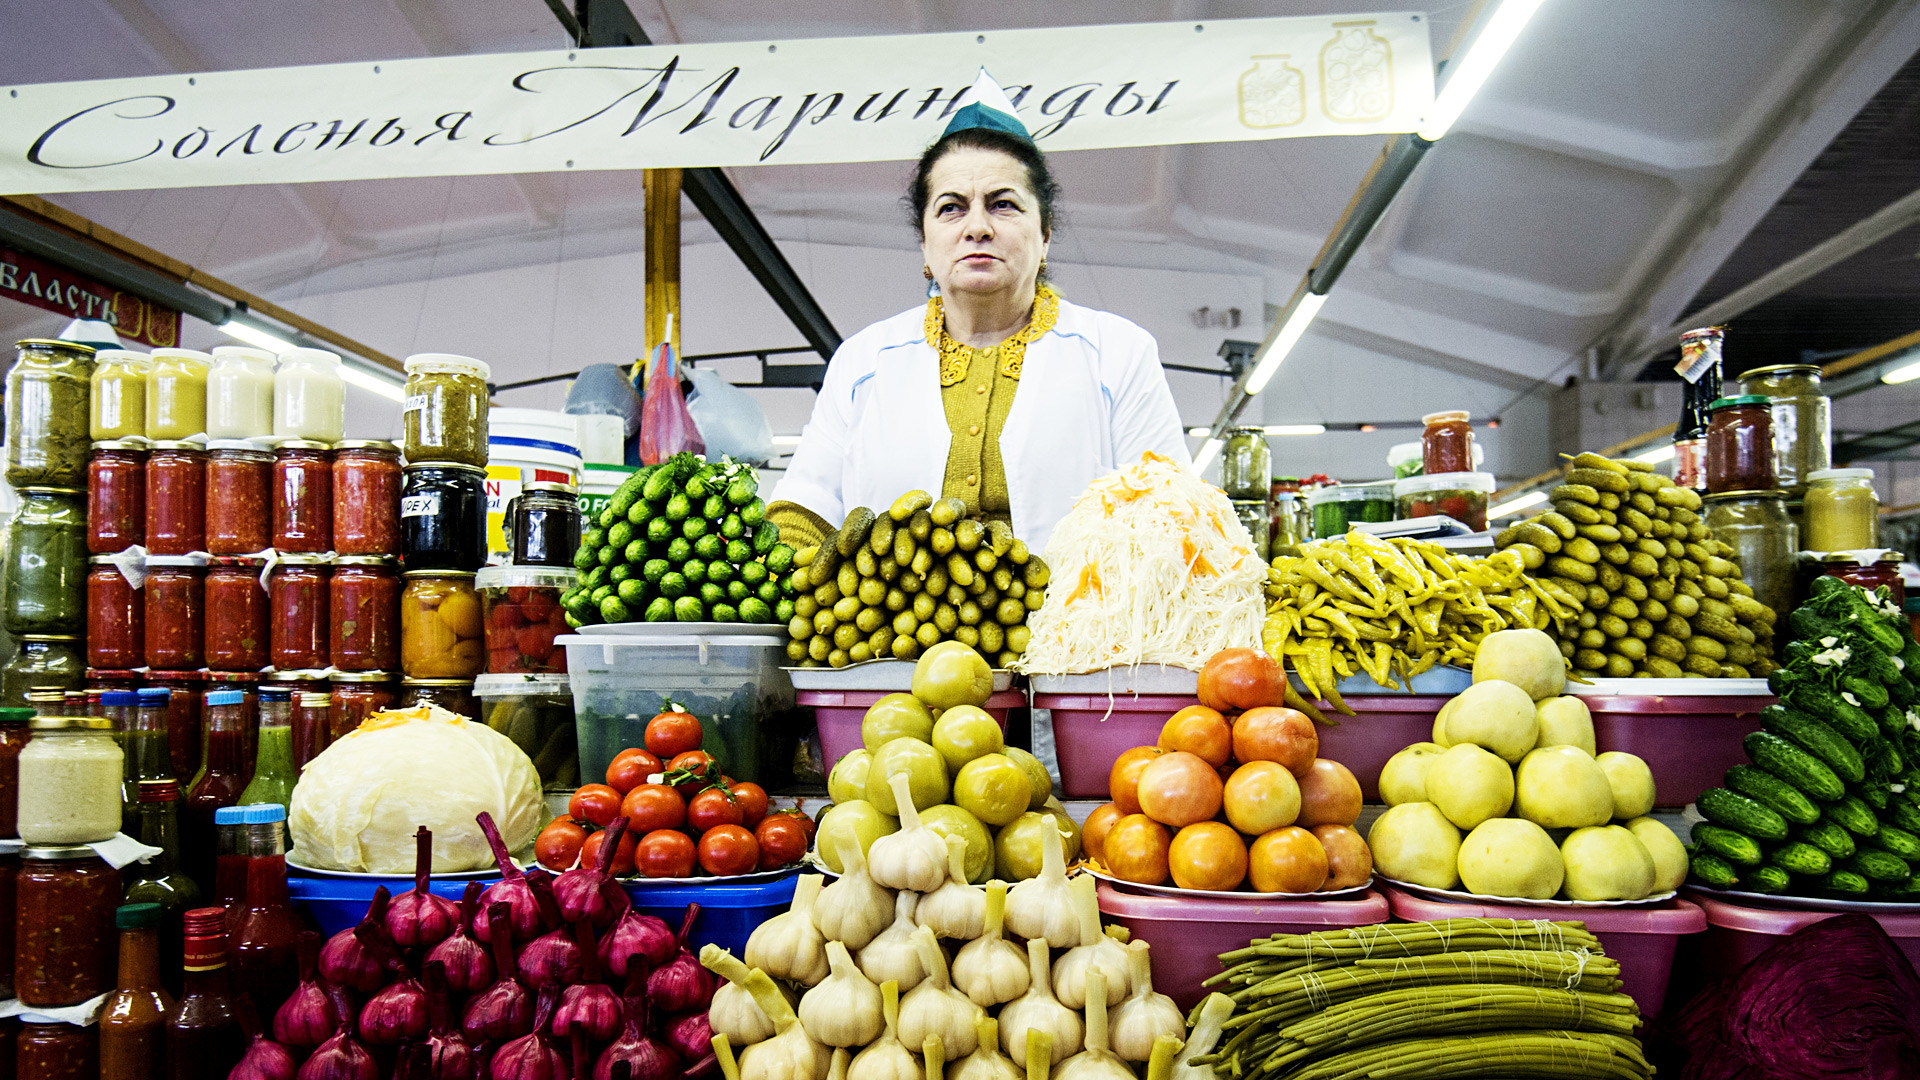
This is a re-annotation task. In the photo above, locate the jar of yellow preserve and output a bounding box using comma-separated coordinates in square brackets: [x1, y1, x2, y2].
[89, 350, 150, 441]
[1804, 467, 1878, 552]
[145, 348, 210, 440]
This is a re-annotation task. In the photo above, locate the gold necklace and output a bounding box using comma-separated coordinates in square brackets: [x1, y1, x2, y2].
[926, 285, 1060, 386]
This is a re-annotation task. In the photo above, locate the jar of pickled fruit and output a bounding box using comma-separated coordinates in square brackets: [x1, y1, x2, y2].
[145, 442, 207, 556]
[475, 565, 576, 675]
[143, 555, 207, 671]
[204, 557, 269, 672]
[331, 441, 402, 556]
[205, 441, 273, 555]
[87, 440, 147, 554]
[400, 571, 483, 679]
[272, 442, 332, 554]
[329, 671, 397, 740]
[86, 558, 143, 671]
[268, 555, 331, 671]
[330, 556, 400, 671]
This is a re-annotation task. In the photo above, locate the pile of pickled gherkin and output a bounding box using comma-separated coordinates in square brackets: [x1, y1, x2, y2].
[563, 452, 801, 625]
[785, 491, 1049, 668]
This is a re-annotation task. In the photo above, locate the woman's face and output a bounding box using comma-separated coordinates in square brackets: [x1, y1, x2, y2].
[920, 146, 1050, 301]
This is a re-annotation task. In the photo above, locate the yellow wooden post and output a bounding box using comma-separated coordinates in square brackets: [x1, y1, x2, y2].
[644, 167, 682, 356]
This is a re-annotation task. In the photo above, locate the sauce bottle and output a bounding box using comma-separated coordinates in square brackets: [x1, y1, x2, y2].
[100, 901, 174, 1079]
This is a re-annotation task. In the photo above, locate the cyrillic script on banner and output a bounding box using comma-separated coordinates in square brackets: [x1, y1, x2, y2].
[0, 14, 1431, 195]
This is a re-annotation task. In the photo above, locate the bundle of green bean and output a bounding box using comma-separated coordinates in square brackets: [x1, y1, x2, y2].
[784, 490, 1049, 668]
[1193, 919, 1650, 1080]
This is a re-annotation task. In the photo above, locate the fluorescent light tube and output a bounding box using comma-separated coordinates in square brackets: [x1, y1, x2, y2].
[218, 318, 295, 353]
[339, 362, 406, 403]
[1488, 490, 1547, 520]
[771, 434, 805, 446]
[1882, 359, 1920, 385]
[1417, 0, 1547, 141]
[1192, 437, 1224, 474]
[1633, 443, 1676, 464]
[1244, 292, 1328, 396]
[1187, 427, 1211, 438]
[1264, 424, 1327, 436]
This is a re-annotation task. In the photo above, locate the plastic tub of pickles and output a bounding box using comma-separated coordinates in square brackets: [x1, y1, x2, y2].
[474, 672, 580, 789]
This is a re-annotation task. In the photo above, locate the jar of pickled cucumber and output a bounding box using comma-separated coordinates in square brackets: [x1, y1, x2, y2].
[8, 340, 96, 488]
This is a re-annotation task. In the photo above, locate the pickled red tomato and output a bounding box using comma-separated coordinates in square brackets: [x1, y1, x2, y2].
[481, 583, 571, 674]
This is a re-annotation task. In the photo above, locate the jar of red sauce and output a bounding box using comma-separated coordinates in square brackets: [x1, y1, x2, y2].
[268, 556, 331, 671]
[145, 669, 203, 782]
[17, 1020, 96, 1077]
[1420, 411, 1475, 475]
[86, 557, 143, 670]
[143, 555, 207, 671]
[0, 853, 16, 995]
[330, 556, 400, 672]
[0, 709, 29, 839]
[86, 670, 143, 695]
[15, 845, 121, 1006]
[329, 671, 397, 739]
[87, 440, 146, 554]
[290, 690, 332, 771]
[332, 440, 402, 556]
[145, 441, 206, 556]
[1705, 395, 1775, 494]
[272, 441, 332, 554]
[1820, 550, 1907, 608]
[204, 440, 272, 555]
[204, 557, 269, 672]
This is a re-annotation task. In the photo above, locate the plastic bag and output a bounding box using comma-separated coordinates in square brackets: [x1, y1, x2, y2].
[637, 341, 704, 465]
[686, 367, 776, 465]
[565, 363, 644, 436]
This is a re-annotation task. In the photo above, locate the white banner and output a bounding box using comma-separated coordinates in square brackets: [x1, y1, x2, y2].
[0, 14, 1431, 194]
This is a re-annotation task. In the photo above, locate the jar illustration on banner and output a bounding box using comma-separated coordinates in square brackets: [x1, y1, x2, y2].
[1238, 55, 1306, 128]
[1320, 21, 1393, 123]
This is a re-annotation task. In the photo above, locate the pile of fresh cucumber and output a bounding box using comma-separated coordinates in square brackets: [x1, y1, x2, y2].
[562, 452, 799, 626]
[1688, 575, 1920, 900]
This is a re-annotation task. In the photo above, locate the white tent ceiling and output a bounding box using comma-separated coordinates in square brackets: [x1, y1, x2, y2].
[5, 0, 1920, 483]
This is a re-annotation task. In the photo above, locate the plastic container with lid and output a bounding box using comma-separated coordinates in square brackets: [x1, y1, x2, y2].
[272, 347, 344, 443]
[145, 347, 210, 441]
[1803, 467, 1878, 552]
[145, 441, 207, 555]
[1387, 441, 1423, 479]
[90, 348, 150, 441]
[88, 439, 148, 554]
[1702, 490, 1795, 622]
[331, 440, 402, 556]
[402, 353, 492, 467]
[8, 339, 96, 488]
[4, 487, 87, 636]
[18, 714, 122, 844]
[1419, 410, 1474, 474]
[474, 672, 577, 788]
[1705, 395, 1774, 493]
[507, 481, 582, 567]
[476, 565, 576, 674]
[1307, 482, 1397, 539]
[205, 346, 275, 439]
[1393, 471, 1496, 531]
[1738, 363, 1830, 497]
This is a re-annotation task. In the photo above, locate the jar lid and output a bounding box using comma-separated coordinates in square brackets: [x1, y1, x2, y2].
[522, 481, 579, 495]
[1393, 471, 1497, 496]
[1807, 467, 1875, 482]
[136, 688, 169, 704]
[403, 352, 492, 380]
[17, 486, 86, 496]
[0, 707, 33, 724]
[475, 565, 578, 590]
[1226, 426, 1265, 437]
[117, 902, 164, 930]
[276, 440, 333, 452]
[403, 569, 477, 582]
[334, 555, 399, 568]
[266, 669, 331, 682]
[331, 670, 397, 683]
[147, 440, 204, 452]
[212, 555, 269, 568]
[150, 348, 212, 363]
[205, 439, 273, 455]
[20, 634, 82, 643]
[273, 553, 334, 566]
[90, 438, 149, 452]
[145, 554, 211, 568]
[210, 345, 274, 363]
[21, 845, 104, 861]
[145, 669, 206, 682]
[206, 689, 246, 706]
[15, 338, 97, 355]
[89, 670, 145, 681]
[1228, 499, 1267, 511]
[213, 806, 248, 824]
[297, 692, 334, 707]
[1708, 395, 1770, 409]
[1307, 484, 1393, 505]
[101, 690, 140, 707]
[207, 671, 263, 684]
[279, 347, 340, 366]
[474, 672, 572, 696]
[240, 803, 287, 824]
[30, 715, 111, 731]
[1740, 363, 1823, 379]
[1821, 549, 1901, 563]
[333, 439, 400, 453]
[403, 678, 478, 688]
[94, 348, 151, 363]
[1702, 490, 1787, 502]
[258, 686, 292, 700]
[1420, 410, 1471, 425]
[403, 461, 487, 477]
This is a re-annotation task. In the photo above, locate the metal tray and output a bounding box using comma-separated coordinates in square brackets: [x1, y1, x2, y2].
[1380, 876, 1679, 908]
[1566, 678, 1772, 698]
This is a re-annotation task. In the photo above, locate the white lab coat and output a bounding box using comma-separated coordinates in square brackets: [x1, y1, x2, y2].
[772, 296, 1191, 553]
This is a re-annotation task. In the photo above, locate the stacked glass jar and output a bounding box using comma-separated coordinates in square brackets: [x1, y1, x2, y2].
[7, 339, 95, 707]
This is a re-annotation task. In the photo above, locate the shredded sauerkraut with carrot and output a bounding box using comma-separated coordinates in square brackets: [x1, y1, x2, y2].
[1018, 452, 1266, 674]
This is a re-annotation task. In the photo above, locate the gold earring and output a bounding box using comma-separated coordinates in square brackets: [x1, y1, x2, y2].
[923, 265, 933, 280]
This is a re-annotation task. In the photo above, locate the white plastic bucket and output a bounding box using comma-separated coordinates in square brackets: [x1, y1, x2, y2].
[485, 408, 581, 560]
[573, 414, 626, 466]
[579, 463, 635, 526]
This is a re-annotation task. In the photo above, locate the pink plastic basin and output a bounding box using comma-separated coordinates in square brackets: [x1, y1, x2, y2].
[1038, 694, 1187, 797]
[1380, 884, 1705, 1020]
[1583, 694, 1771, 807]
[805, 688, 1025, 770]
[1097, 882, 1391, 1011]
[1674, 894, 1920, 1010]
[1313, 695, 1449, 801]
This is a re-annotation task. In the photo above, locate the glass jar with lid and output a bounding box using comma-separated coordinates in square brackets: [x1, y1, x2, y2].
[401, 463, 488, 572]
[400, 678, 479, 721]
[205, 440, 272, 554]
[1230, 500, 1270, 560]
[88, 440, 147, 554]
[16, 845, 120, 1006]
[290, 689, 332, 771]
[0, 705, 29, 839]
[18, 715, 121, 844]
[1803, 467, 1878, 552]
[86, 557, 143, 670]
[1705, 396, 1775, 494]
[332, 440, 403, 556]
[1420, 410, 1475, 475]
[18, 1019, 98, 1075]
[401, 571, 484, 679]
[272, 441, 333, 553]
[2, 637, 83, 706]
[7, 339, 96, 488]
[1817, 550, 1907, 608]
[144, 554, 208, 671]
[1219, 428, 1271, 500]
[507, 482, 581, 567]
[402, 352, 492, 467]
[205, 345, 275, 439]
[268, 555, 331, 671]
[331, 556, 401, 671]
[204, 557, 269, 672]
[329, 671, 397, 739]
[4, 487, 87, 636]
[1739, 364, 1831, 497]
[476, 565, 575, 675]
[1703, 490, 1796, 621]
[90, 348, 150, 441]
[272, 347, 345, 443]
[145, 441, 207, 556]
[145, 347, 211, 441]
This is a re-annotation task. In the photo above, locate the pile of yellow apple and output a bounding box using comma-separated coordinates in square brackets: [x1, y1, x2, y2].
[1367, 629, 1689, 901]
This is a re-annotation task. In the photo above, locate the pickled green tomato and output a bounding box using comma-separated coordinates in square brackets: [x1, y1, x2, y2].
[931, 705, 1004, 773]
[953, 753, 1032, 827]
[861, 693, 934, 750]
[1039, 796, 1083, 860]
[816, 800, 899, 871]
[827, 749, 872, 805]
[1004, 747, 1053, 810]
[920, 803, 993, 883]
[911, 641, 993, 711]
[993, 811, 1075, 881]
[863, 737, 949, 813]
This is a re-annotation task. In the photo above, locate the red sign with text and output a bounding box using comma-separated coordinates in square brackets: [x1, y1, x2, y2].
[0, 246, 180, 347]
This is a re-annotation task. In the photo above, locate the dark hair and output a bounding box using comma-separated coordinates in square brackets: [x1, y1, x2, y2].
[907, 127, 1060, 240]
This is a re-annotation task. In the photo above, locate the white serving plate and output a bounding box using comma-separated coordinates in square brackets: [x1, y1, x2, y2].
[786, 660, 1014, 693]
[1566, 678, 1772, 698]
[1379, 876, 1679, 909]
[1085, 866, 1372, 902]
[1686, 885, 1920, 913]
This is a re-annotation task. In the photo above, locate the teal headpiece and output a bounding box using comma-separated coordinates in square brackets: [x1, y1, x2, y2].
[941, 68, 1032, 143]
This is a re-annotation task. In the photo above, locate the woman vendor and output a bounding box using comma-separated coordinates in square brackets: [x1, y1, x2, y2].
[769, 71, 1190, 555]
